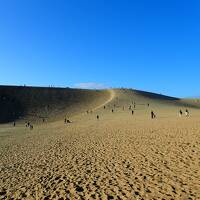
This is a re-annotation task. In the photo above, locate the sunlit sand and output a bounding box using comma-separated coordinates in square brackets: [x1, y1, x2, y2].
[0, 87, 200, 199]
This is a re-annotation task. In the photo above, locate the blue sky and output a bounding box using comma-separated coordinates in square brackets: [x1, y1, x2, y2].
[0, 0, 200, 97]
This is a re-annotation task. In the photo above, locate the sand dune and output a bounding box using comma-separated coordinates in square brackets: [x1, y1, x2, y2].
[0, 86, 111, 123]
[0, 86, 200, 199]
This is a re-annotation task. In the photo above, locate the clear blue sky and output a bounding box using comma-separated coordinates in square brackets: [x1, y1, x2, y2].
[0, 0, 200, 97]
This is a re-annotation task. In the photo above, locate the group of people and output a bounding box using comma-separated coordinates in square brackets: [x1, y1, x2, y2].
[11, 100, 191, 128]
[13, 120, 33, 130]
[25, 121, 33, 130]
[179, 109, 189, 117]
[95, 102, 191, 121]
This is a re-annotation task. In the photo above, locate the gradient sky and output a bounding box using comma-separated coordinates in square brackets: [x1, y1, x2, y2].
[0, 0, 200, 97]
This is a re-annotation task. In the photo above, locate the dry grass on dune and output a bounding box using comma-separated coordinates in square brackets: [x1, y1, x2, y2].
[0, 87, 200, 200]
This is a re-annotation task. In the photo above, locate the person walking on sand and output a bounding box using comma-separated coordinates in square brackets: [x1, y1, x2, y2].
[151, 111, 156, 119]
[64, 118, 67, 124]
[26, 121, 30, 127]
[13, 121, 16, 127]
[132, 110, 134, 115]
[67, 119, 71, 123]
[185, 109, 189, 117]
[30, 124, 33, 130]
[179, 109, 183, 117]
[97, 115, 99, 120]
[112, 109, 114, 113]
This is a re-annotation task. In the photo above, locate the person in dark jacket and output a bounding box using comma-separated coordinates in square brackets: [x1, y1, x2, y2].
[151, 111, 156, 119]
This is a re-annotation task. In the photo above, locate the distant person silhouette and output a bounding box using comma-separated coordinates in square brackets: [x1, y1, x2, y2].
[151, 111, 156, 119]
[13, 121, 16, 127]
[185, 109, 189, 117]
[112, 109, 114, 113]
[179, 110, 183, 117]
[67, 119, 71, 123]
[97, 115, 99, 120]
[25, 121, 30, 127]
[132, 110, 134, 115]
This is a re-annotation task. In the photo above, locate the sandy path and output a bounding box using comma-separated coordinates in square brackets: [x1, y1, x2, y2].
[92, 89, 115, 111]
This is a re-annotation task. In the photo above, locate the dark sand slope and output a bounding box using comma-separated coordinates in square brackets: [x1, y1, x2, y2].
[0, 86, 111, 123]
[0, 86, 200, 199]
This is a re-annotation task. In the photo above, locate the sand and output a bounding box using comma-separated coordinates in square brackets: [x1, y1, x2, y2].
[0, 89, 200, 199]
